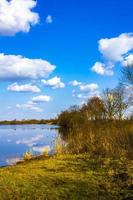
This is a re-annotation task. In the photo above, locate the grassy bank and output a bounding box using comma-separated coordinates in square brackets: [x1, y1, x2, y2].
[0, 154, 133, 200]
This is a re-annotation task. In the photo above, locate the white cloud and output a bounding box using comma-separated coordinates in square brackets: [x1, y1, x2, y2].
[16, 94, 51, 112]
[72, 82, 100, 100]
[91, 62, 114, 76]
[16, 103, 43, 113]
[79, 83, 99, 92]
[73, 90, 100, 100]
[69, 80, 82, 86]
[92, 33, 133, 76]
[92, 62, 105, 75]
[32, 95, 51, 103]
[0, 54, 55, 80]
[99, 33, 133, 62]
[7, 82, 41, 93]
[42, 76, 65, 89]
[0, 0, 39, 36]
[122, 54, 133, 67]
[45, 15, 53, 24]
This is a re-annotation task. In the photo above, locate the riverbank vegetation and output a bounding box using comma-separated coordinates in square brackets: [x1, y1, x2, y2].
[57, 67, 133, 159]
[58, 120, 133, 158]
[57, 94, 132, 159]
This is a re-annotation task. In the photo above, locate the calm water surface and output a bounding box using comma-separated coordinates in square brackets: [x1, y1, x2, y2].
[0, 124, 58, 167]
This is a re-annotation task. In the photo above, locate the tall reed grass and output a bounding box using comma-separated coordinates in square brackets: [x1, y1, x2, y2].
[59, 120, 133, 159]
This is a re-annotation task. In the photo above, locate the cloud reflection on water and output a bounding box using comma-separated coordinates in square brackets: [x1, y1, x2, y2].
[16, 134, 44, 147]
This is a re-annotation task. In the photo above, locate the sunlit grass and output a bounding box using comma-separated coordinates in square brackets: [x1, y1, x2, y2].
[0, 154, 133, 199]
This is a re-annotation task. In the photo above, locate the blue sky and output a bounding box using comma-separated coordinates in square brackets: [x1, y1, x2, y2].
[0, 0, 133, 120]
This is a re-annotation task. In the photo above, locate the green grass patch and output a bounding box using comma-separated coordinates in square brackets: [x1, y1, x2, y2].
[0, 154, 133, 199]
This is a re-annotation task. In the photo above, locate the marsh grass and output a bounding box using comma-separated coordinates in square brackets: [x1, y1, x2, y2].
[59, 120, 133, 159]
[23, 152, 32, 161]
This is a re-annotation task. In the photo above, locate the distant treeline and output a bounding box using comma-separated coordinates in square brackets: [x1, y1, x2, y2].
[0, 119, 58, 125]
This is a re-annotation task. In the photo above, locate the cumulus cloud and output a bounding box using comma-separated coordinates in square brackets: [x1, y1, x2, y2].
[0, 53, 55, 80]
[92, 33, 133, 76]
[16, 102, 43, 113]
[7, 82, 41, 93]
[91, 62, 114, 76]
[69, 80, 82, 86]
[79, 83, 99, 92]
[16, 94, 51, 112]
[32, 95, 51, 103]
[73, 90, 100, 100]
[45, 15, 53, 24]
[0, 0, 39, 36]
[72, 82, 100, 100]
[41, 76, 65, 89]
[122, 54, 133, 67]
[99, 33, 133, 62]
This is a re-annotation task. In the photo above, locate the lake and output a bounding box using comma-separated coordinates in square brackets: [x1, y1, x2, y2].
[0, 124, 58, 167]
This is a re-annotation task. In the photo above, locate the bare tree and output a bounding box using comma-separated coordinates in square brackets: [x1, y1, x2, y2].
[122, 66, 133, 86]
[121, 66, 133, 107]
[103, 88, 127, 120]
